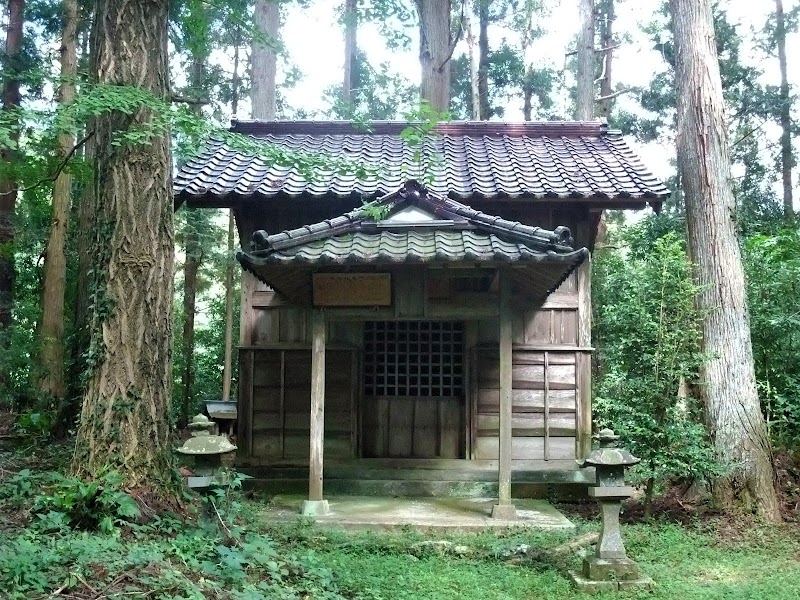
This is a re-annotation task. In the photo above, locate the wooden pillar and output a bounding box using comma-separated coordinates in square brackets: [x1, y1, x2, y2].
[577, 221, 593, 459]
[492, 270, 516, 519]
[302, 309, 330, 516]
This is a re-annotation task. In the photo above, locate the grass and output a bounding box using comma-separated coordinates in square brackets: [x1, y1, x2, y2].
[1, 442, 798, 599]
[257, 514, 800, 600]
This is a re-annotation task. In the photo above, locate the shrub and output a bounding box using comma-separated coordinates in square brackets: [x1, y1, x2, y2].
[593, 229, 720, 511]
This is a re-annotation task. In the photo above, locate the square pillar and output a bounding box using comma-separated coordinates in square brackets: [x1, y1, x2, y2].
[303, 309, 330, 517]
[492, 270, 516, 519]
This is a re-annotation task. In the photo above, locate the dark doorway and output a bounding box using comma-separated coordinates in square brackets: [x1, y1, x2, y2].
[361, 321, 466, 458]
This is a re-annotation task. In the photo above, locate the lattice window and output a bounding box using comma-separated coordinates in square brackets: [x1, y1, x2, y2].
[363, 321, 465, 397]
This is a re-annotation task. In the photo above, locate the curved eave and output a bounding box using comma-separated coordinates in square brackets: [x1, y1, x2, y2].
[236, 247, 589, 307]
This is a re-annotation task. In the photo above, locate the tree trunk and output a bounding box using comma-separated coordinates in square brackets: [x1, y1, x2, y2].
[774, 0, 793, 222]
[669, 0, 782, 522]
[575, 0, 595, 120]
[343, 0, 357, 102]
[522, 67, 533, 121]
[38, 0, 78, 400]
[464, 4, 479, 119]
[181, 220, 201, 427]
[67, 131, 95, 410]
[72, 0, 176, 497]
[415, 0, 455, 112]
[222, 210, 235, 402]
[0, 0, 25, 331]
[477, 0, 490, 120]
[597, 0, 614, 120]
[251, 0, 279, 120]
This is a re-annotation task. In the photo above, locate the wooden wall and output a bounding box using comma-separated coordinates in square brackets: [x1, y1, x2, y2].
[238, 348, 356, 462]
[234, 201, 595, 466]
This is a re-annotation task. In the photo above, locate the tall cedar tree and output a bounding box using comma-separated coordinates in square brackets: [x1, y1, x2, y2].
[73, 0, 176, 496]
[415, 0, 460, 112]
[38, 0, 78, 400]
[477, 0, 489, 119]
[343, 0, 357, 102]
[774, 0, 793, 221]
[669, 0, 782, 522]
[252, 0, 279, 120]
[0, 0, 25, 331]
[576, 0, 595, 120]
[597, 0, 615, 120]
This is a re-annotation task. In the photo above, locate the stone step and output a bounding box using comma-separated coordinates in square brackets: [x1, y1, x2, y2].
[242, 466, 594, 485]
[244, 477, 589, 499]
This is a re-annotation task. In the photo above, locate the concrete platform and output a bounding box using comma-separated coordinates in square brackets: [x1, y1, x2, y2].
[263, 495, 575, 531]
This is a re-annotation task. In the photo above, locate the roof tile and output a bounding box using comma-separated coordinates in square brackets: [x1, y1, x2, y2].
[174, 120, 668, 204]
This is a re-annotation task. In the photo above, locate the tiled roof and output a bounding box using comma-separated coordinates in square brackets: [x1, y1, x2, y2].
[237, 181, 588, 304]
[174, 120, 669, 205]
[254, 230, 579, 266]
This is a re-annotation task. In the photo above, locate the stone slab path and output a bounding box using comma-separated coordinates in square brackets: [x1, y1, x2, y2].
[263, 495, 575, 531]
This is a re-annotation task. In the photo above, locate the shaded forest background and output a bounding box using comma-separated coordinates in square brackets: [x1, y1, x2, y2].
[0, 0, 798, 513]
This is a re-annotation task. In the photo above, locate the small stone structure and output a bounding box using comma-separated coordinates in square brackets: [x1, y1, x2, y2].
[176, 414, 237, 489]
[570, 429, 654, 593]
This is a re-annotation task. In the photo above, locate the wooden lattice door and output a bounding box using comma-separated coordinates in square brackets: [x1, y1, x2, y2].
[361, 321, 465, 458]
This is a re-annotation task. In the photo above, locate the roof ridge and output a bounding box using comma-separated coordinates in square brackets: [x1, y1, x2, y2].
[231, 119, 609, 138]
[250, 181, 576, 256]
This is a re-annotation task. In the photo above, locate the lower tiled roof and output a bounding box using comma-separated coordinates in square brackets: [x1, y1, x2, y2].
[249, 229, 587, 266]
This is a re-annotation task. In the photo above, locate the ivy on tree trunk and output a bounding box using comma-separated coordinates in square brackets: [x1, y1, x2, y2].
[73, 0, 176, 499]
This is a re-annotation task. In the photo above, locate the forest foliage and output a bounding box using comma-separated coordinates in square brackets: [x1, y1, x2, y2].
[0, 0, 797, 500]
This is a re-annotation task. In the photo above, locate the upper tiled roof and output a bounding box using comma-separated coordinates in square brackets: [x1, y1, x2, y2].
[174, 120, 669, 206]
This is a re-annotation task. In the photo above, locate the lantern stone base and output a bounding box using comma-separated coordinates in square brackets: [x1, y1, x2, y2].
[569, 557, 654, 594]
[301, 499, 331, 517]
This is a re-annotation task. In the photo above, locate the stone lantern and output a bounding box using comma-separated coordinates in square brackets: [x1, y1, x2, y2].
[176, 414, 237, 489]
[570, 428, 654, 593]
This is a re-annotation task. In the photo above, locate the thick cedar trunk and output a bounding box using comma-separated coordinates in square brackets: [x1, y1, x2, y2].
[575, 0, 595, 120]
[72, 0, 175, 494]
[0, 0, 25, 331]
[251, 0, 279, 120]
[39, 0, 78, 400]
[415, 0, 454, 112]
[222, 210, 235, 401]
[669, 0, 781, 522]
[477, 0, 489, 120]
[464, 5, 479, 119]
[597, 0, 614, 120]
[342, 0, 357, 102]
[774, 0, 793, 221]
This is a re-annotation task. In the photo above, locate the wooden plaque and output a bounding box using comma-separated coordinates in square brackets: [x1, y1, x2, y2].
[313, 273, 392, 307]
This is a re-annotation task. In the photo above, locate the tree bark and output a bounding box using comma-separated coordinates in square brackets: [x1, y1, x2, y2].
[72, 0, 176, 497]
[597, 0, 614, 120]
[342, 0, 357, 102]
[251, 0, 279, 120]
[575, 0, 595, 120]
[415, 0, 456, 112]
[774, 0, 793, 222]
[477, 0, 490, 120]
[0, 0, 25, 331]
[222, 210, 235, 402]
[38, 0, 78, 400]
[464, 4, 479, 119]
[181, 220, 201, 427]
[669, 0, 782, 522]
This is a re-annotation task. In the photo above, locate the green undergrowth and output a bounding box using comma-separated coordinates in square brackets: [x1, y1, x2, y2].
[1, 473, 799, 599]
[253, 507, 800, 600]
